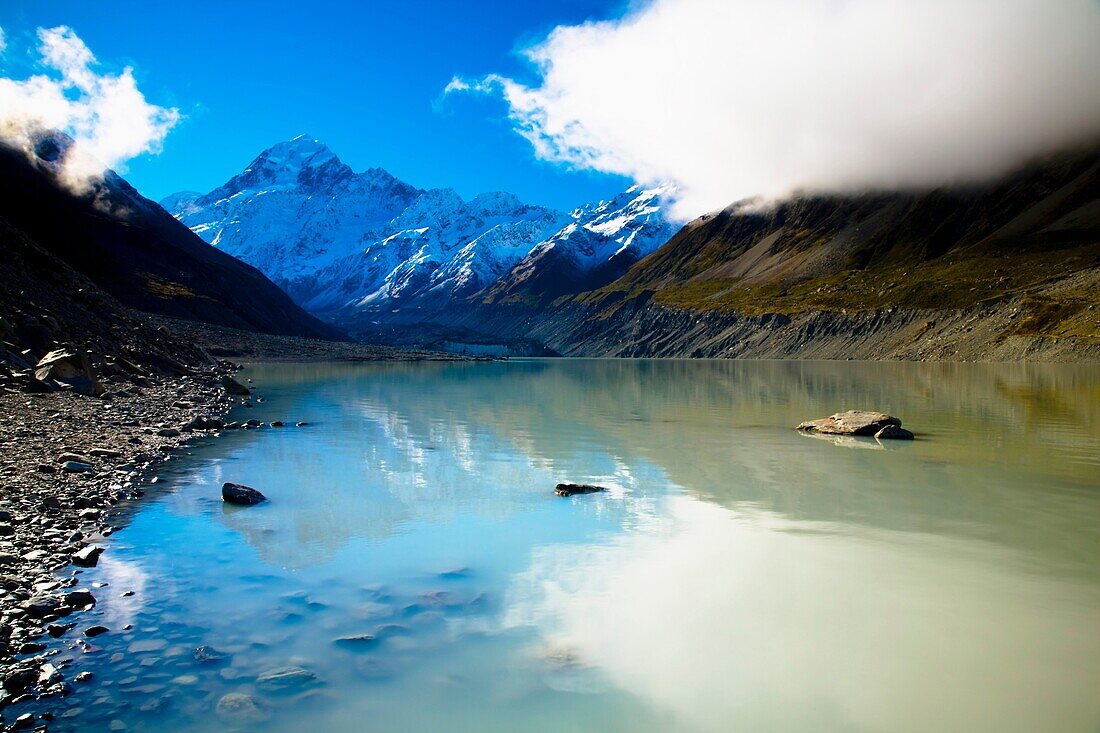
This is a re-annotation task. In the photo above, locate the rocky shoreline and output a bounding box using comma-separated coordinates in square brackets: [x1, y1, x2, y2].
[0, 309, 472, 727]
[0, 357, 247, 718]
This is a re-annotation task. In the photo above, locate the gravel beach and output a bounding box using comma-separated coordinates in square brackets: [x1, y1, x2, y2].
[0, 308, 466, 722]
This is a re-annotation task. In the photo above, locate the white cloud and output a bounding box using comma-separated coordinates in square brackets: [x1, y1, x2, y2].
[0, 26, 179, 193]
[450, 0, 1100, 219]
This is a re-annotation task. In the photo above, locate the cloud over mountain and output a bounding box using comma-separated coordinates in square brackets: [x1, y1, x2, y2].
[0, 25, 179, 192]
[450, 0, 1100, 219]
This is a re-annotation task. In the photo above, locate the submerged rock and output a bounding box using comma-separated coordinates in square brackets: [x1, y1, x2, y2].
[192, 645, 229, 664]
[796, 410, 911, 438]
[215, 692, 262, 718]
[256, 666, 318, 690]
[333, 634, 377, 649]
[555, 483, 607, 497]
[222, 482, 267, 506]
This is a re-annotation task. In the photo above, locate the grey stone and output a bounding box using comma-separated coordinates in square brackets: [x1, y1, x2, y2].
[72, 546, 104, 568]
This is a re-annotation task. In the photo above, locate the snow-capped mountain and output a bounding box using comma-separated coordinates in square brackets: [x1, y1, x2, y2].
[162, 136, 675, 320]
[164, 135, 422, 303]
[302, 189, 570, 313]
[483, 184, 675, 306]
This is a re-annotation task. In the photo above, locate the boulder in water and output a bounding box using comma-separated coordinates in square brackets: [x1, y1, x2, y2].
[796, 410, 911, 438]
[555, 483, 606, 497]
[222, 482, 267, 506]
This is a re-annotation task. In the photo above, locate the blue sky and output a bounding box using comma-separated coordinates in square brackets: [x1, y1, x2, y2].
[0, 0, 633, 209]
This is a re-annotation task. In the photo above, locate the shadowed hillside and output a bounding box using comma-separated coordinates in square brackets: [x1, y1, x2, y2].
[419, 145, 1100, 361]
[0, 138, 341, 340]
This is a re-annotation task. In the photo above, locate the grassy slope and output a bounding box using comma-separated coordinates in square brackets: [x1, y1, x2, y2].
[574, 147, 1100, 343]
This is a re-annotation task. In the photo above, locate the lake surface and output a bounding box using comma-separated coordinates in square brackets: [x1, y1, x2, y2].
[44, 359, 1100, 732]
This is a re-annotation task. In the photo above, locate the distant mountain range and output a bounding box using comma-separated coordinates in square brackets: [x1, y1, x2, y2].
[162, 136, 675, 324]
[161, 134, 1098, 361]
[442, 144, 1100, 361]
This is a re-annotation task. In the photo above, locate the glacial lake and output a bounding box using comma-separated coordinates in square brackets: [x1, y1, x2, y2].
[43, 359, 1100, 732]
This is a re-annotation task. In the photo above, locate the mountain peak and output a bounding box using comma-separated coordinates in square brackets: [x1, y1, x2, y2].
[197, 136, 350, 203]
[248, 136, 339, 177]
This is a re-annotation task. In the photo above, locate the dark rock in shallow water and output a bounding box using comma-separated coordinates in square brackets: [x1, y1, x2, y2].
[3, 668, 38, 694]
[72, 545, 104, 567]
[47, 623, 74, 638]
[796, 410, 910, 438]
[64, 589, 96, 608]
[222, 482, 267, 506]
[84, 625, 108, 637]
[555, 483, 607, 497]
[874, 424, 915, 440]
[221, 376, 251, 396]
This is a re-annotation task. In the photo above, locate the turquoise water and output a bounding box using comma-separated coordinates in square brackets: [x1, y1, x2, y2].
[43, 360, 1100, 732]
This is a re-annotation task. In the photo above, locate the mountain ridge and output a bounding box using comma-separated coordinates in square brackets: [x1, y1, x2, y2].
[425, 144, 1100, 360]
[162, 136, 676, 319]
